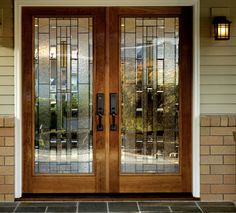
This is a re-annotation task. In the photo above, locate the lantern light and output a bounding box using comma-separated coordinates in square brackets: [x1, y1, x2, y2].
[213, 16, 231, 40]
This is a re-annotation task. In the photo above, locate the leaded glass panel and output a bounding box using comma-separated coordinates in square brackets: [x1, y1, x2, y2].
[121, 17, 179, 173]
[34, 17, 93, 174]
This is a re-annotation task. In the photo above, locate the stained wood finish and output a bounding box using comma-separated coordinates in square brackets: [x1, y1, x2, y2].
[22, 7, 106, 193]
[108, 7, 193, 193]
[107, 7, 120, 193]
[22, 6, 193, 194]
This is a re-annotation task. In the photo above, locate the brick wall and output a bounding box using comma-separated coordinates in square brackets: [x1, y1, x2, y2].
[0, 117, 235, 201]
[200, 115, 236, 201]
[0, 116, 14, 201]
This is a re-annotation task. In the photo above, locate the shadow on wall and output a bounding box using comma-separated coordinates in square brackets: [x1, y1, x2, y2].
[0, 0, 14, 49]
[233, 131, 236, 142]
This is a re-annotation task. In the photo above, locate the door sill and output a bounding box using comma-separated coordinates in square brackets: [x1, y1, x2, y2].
[16, 193, 199, 201]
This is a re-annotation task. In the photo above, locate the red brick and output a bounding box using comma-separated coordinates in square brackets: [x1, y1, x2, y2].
[201, 156, 223, 165]
[5, 156, 14, 165]
[0, 194, 4, 201]
[4, 194, 14, 201]
[201, 165, 210, 174]
[201, 194, 223, 201]
[200, 146, 210, 155]
[0, 137, 4, 146]
[224, 194, 236, 201]
[211, 185, 236, 193]
[224, 175, 236, 184]
[211, 165, 235, 175]
[211, 127, 236, 136]
[201, 116, 210, 127]
[201, 136, 223, 145]
[4, 117, 14, 127]
[201, 184, 210, 193]
[228, 116, 236, 126]
[224, 156, 236, 165]
[0, 147, 14, 156]
[201, 175, 223, 184]
[201, 127, 210, 136]
[0, 128, 14, 137]
[0, 185, 14, 193]
[0, 176, 4, 184]
[4, 176, 14, 184]
[5, 137, 14, 146]
[210, 116, 221, 127]
[211, 146, 235, 155]
[224, 136, 235, 145]
[0, 166, 14, 175]
[0, 118, 3, 127]
[220, 116, 228, 127]
[0, 156, 4, 165]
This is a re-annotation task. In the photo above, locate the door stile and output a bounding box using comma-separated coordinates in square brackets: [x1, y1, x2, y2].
[179, 7, 193, 192]
[22, 8, 34, 193]
[94, 8, 107, 193]
[107, 7, 120, 193]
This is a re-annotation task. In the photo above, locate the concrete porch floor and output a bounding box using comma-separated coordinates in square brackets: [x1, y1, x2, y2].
[0, 201, 235, 212]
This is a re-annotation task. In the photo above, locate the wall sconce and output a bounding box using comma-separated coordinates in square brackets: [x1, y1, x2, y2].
[213, 16, 231, 40]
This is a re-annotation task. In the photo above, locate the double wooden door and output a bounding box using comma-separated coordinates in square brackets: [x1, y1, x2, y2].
[22, 7, 192, 193]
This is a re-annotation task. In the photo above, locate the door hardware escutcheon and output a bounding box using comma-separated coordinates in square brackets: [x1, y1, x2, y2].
[110, 93, 117, 131]
[96, 93, 104, 131]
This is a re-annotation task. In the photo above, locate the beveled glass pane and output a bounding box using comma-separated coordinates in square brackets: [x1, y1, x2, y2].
[39, 34, 49, 83]
[121, 17, 179, 174]
[34, 17, 93, 174]
[125, 18, 135, 33]
[39, 18, 49, 33]
[79, 33, 89, 83]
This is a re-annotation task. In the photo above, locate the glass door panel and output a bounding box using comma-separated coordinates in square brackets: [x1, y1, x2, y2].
[121, 17, 180, 174]
[34, 17, 93, 174]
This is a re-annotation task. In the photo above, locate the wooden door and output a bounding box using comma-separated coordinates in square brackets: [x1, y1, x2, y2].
[108, 7, 193, 193]
[22, 7, 107, 193]
[22, 7, 192, 194]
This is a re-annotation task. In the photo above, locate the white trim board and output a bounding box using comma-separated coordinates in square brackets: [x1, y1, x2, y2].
[14, 0, 200, 198]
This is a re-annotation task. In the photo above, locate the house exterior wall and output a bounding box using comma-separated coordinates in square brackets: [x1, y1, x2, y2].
[0, 116, 15, 201]
[200, 0, 236, 114]
[200, 115, 236, 201]
[0, 0, 235, 201]
[199, 0, 236, 201]
[0, 0, 14, 115]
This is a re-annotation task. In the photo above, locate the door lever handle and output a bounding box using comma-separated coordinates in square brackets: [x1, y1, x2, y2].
[97, 112, 103, 131]
[110, 93, 117, 131]
[96, 93, 104, 131]
[110, 112, 116, 131]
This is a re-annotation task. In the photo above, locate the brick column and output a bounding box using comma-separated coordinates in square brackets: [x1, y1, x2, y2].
[200, 115, 236, 201]
[0, 116, 15, 201]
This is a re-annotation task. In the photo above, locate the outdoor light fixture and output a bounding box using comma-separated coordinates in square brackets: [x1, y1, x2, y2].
[213, 16, 231, 40]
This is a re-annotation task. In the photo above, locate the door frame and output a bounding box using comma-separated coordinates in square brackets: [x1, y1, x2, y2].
[15, 0, 200, 198]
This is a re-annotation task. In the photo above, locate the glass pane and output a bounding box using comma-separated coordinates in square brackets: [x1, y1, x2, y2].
[34, 17, 93, 174]
[121, 17, 179, 174]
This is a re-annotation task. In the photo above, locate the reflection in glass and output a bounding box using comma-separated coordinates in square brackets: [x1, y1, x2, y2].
[34, 18, 93, 174]
[121, 17, 179, 173]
